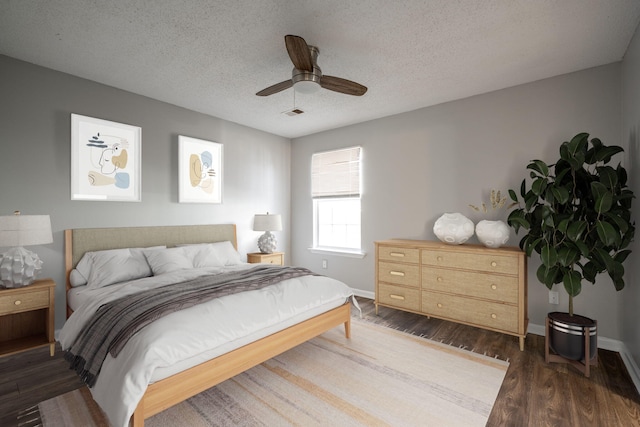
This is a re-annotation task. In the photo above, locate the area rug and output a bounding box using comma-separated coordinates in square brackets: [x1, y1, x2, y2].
[35, 319, 508, 426]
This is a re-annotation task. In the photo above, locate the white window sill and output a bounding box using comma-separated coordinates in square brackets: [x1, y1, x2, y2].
[308, 248, 366, 258]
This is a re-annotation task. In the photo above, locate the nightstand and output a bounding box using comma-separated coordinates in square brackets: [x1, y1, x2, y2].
[247, 252, 284, 265]
[0, 279, 55, 357]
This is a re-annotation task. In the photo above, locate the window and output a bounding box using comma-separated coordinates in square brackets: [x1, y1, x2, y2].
[311, 147, 362, 253]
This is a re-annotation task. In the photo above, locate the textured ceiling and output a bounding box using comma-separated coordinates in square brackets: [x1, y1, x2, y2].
[1, 1, 640, 139]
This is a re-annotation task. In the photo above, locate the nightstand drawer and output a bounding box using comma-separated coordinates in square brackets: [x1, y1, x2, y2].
[0, 289, 49, 315]
[247, 252, 284, 265]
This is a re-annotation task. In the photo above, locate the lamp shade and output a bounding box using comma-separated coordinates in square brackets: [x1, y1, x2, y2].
[253, 214, 282, 232]
[0, 214, 53, 247]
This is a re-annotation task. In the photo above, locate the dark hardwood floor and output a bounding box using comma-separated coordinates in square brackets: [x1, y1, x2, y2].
[1, 297, 639, 426]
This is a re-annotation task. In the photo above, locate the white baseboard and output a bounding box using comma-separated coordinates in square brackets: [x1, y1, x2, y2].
[352, 289, 375, 300]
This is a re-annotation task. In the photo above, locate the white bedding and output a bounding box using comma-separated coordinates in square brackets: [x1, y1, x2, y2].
[60, 263, 356, 427]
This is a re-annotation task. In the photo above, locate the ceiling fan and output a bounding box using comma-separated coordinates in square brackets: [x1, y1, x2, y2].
[256, 35, 367, 97]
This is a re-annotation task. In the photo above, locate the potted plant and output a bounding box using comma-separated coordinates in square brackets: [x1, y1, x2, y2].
[507, 132, 635, 365]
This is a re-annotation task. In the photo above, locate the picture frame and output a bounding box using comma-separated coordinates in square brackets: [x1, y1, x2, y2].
[178, 136, 223, 203]
[71, 114, 141, 201]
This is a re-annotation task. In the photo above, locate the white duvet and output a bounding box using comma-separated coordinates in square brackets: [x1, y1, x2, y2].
[59, 264, 355, 427]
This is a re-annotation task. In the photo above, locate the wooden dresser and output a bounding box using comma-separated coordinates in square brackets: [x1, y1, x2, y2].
[375, 240, 528, 350]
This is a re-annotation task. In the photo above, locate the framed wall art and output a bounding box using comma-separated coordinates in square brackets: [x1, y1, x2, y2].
[71, 114, 141, 201]
[178, 136, 223, 203]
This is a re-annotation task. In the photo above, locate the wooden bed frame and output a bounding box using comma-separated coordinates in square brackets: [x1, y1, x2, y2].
[64, 224, 352, 427]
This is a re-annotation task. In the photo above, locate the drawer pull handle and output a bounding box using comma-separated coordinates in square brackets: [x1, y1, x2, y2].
[491, 261, 498, 267]
[390, 271, 405, 277]
[491, 284, 497, 290]
[389, 294, 405, 301]
[437, 303, 443, 308]
[437, 276, 443, 282]
[14, 300, 22, 306]
[389, 252, 405, 257]
[491, 313, 497, 319]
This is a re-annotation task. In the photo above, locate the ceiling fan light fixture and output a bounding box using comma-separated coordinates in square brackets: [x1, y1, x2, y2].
[293, 80, 321, 94]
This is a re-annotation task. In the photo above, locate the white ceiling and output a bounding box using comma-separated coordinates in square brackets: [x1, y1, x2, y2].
[2, 1, 640, 139]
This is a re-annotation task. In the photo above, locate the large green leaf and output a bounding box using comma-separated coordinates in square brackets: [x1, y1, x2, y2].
[594, 145, 624, 162]
[604, 212, 629, 234]
[596, 166, 618, 189]
[557, 246, 580, 267]
[536, 264, 559, 288]
[507, 210, 529, 232]
[581, 262, 598, 283]
[550, 186, 570, 204]
[532, 178, 548, 196]
[614, 249, 632, 264]
[596, 220, 620, 247]
[566, 221, 587, 241]
[508, 188, 518, 203]
[575, 240, 590, 257]
[563, 270, 582, 297]
[541, 244, 558, 267]
[527, 160, 550, 177]
[591, 182, 612, 213]
[618, 164, 628, 187]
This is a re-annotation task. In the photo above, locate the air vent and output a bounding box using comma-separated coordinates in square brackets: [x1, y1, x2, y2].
[282, 108, 304, 116]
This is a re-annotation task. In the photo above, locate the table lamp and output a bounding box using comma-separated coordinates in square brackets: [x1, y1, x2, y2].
[253, 213, 282, 254]
[0, 211, 53, 288]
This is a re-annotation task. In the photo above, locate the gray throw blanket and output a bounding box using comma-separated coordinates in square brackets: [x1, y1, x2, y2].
[65, 265, 318, 387]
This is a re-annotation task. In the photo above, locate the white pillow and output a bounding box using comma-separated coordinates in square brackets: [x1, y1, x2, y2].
[180, 244, 224, 268]
[209, 241, 244, 266]
[177, 241, 243, 266]
[69, 246, 166, 288]
[70, 246, 164, 288]
[145, 247, 193, 275]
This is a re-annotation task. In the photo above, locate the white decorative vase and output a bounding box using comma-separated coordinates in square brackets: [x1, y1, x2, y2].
[475, 220, 510, 248]
[433, 213, 475, 245]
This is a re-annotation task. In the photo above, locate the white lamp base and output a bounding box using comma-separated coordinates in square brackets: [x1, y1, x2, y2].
[257, 231, 277, 254]
[0, 247, 43, 288]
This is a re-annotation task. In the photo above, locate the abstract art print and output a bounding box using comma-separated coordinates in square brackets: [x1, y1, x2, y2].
[71, 114, 141, 201]
[178, 136, 223, 203]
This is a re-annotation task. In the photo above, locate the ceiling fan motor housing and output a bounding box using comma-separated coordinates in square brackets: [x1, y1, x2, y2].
[292, 46, 321, 93]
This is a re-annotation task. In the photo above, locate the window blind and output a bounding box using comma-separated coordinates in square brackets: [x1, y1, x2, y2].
[311, 146, 361, 198]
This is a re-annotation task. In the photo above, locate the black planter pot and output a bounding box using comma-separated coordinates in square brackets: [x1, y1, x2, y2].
[548, 311, 597, 361]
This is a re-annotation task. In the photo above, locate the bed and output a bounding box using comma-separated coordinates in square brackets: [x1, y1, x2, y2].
[60, 224, 353, 427]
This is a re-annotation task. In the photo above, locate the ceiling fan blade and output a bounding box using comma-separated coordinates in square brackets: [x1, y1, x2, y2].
[256, 79, 293, 96]
[285, 35, 313, 72]
[320, 75, 368, 96]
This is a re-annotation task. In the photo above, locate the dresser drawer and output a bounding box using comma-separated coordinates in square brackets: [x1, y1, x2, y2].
[378, 261, 420, 287]
[421, 250, 518, 275]
[378, 246, 420, 264]
[422, 267, 518, 304]
[421, 291, 518, 333]
[0, 289, 49, 315]
[377, 283, 420, 312]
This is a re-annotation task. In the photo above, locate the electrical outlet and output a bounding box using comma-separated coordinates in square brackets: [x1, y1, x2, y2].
[322, 259, 328, 269]
[549, 290, 559, 305]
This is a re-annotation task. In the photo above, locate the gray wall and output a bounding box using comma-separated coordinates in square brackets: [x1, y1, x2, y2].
[622, 22, 640, 368]
[291, 63, 627, 341]
[0, 55, 291, 330]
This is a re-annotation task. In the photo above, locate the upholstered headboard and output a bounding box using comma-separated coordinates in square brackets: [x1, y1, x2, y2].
[64, 224, 237, 290]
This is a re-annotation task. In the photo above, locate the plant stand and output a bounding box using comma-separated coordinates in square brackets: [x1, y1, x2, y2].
[545, 316, 598, 377]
